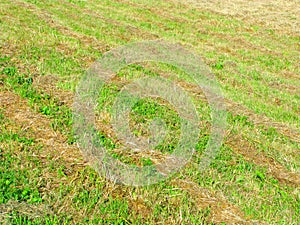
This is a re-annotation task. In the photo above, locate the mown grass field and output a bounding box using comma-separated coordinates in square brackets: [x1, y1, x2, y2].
[0, 0, 299, 224]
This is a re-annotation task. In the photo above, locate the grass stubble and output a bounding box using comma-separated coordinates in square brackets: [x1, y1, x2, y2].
[0, 0, 299, 224]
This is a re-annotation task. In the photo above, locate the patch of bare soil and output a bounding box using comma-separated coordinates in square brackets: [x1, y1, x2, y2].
[174, 0, 300, 35]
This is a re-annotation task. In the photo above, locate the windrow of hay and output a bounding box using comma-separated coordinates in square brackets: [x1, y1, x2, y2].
[10, 0, 108, 54]
[171, 178, 268, 224]
[1, 0, 299, 223]
[0, 91, 82, 164]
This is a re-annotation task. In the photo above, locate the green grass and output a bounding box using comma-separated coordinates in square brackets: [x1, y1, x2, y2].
[1, 0, 299, 224]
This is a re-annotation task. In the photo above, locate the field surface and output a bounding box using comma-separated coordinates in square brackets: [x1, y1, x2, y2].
[0, 0, 299, 224]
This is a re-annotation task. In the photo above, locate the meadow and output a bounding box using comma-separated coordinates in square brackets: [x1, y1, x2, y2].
[0, 0, 299, 224]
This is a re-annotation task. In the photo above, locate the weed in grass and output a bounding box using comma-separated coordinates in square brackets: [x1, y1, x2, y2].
[0, 136, 42, 205]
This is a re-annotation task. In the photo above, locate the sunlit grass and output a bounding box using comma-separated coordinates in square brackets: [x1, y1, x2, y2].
[0, 0, 299, 224]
